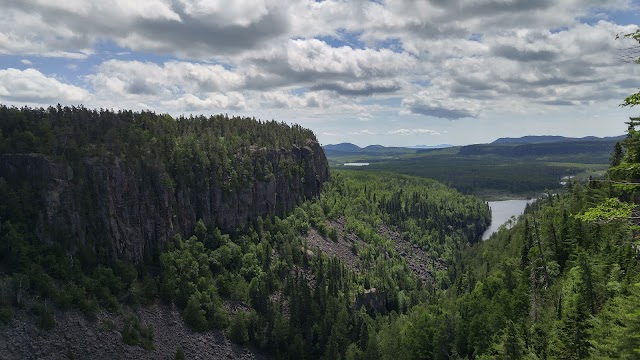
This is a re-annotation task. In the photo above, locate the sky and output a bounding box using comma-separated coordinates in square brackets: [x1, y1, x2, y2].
[1, 1, 640, 147]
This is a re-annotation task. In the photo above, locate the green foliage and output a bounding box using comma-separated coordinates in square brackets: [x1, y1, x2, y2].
[122, 315, 154, 350]
[378, 175, 639, 359]
[174, 346, 186, 360]
[575, 198, 635, 224]
[183, 295, 208, 332]
[0, 104, 316, 164]
[32, 302, 55, 330]
[611, 142, 624, 166]
[0, 304, 12, 326]
[624, 92, 640, 107]
[159, 234, 229, 331]
[227, 311, 250, 345]
[589, 283, 640, 358]
[331, 141, 613, 198]
[1, 98, 637, 360]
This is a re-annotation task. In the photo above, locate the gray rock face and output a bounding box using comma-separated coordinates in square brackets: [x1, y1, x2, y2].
[0, 305, 270, 360]
[0, 141, 329, 262]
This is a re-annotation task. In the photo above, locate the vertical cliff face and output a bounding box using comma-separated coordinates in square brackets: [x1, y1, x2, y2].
[0, 140, 329, 262]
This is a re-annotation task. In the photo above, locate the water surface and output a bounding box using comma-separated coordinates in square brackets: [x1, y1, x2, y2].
[481, 199, 535, 240]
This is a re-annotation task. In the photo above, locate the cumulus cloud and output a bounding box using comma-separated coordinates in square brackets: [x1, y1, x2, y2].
[238, 38, 417, 90]
[163, 92, 246, 112]
[0, 68, 91, 104]
[350, 129, 378, 136]
[259, 90, 341, 109]
[402, 90, 481, 120]
[88, 60, 244, 96]
[0, 0, 638, 143]
[0, 0, 289, 59]
[311, 80, 402, 96]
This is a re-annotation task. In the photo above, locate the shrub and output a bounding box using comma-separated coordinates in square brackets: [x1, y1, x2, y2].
[122, 316, 140, 346]
[122, 315, 154, 350]
[175, 346, 185, 360]
[227, 312, 249, 345]
[328, 227, 339, 242]
[80, 297, 99, 320]
[32, 302, 55, 330]
[184, 295, 208, 331]
[0, 304, 13, 326]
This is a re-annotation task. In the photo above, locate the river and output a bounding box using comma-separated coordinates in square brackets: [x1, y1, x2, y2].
[481, 199, 536, 240]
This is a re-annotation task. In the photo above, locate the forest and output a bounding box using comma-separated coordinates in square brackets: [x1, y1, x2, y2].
[323, 119, 640, 359]
[1, 100, 639, 359]
[2, 102, 636, 359]
[1, 2, 640, 359]
[0, 87, 639, 360]
[326, 139, 614, 199]
[0, 105, 491, 359]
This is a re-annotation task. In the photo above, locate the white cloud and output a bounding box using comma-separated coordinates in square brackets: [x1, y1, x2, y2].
[402, 89, 482, 120]
[162, 92, 246, 112]
[0, 0, 289, 59]
[259, 90, 342, 110]
[175, 0, 274, 27]
[0, 0, 638, 145]
[350, 129, 378, 136]
[0, 68, 91, 104]
[236, 38, 417, 91]
[0, 8, 93, 58]
[89, 60, 244, 95]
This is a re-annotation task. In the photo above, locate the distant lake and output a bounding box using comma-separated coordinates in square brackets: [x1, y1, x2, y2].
[481, 199, 536, 240]
[343, 163, 370, 166]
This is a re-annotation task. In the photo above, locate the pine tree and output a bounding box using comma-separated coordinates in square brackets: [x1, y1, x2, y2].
[589, 282, 640, 358]
[610, 141, 624, 166]
[184, 295, 208, 331]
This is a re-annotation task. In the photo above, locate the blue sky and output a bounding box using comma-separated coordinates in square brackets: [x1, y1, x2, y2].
[0, 0, 639, 146]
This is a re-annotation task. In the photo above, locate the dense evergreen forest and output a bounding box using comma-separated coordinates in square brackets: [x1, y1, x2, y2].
[368, 120, 640, 359]
[1, 104, 638, 359]
[364, 158, 578, 196]
[457, 140, 619, 159]
[0, 104, 319, 200]
[328, 141, 612, 198]
[0, 105, 491, 359]
[0, 104, 316, 160]
[0, 104, 329, 263]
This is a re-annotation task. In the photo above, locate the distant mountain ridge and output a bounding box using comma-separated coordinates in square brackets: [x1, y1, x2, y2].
[323, 136, 623, 159]
[460, 135, 623, 159]
[323, 143, 419, 157]
[323, 142, 452, 152]
[492, 135, 624, 145]
[324, 143, 407, 158]
[323, 142, 362, 152]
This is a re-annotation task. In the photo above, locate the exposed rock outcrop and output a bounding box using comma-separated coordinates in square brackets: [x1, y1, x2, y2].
[0, 141, 329, 262]
[0, 304, 269, 360]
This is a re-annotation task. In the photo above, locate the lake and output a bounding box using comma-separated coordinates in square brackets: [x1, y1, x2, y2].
[481, 199, 536, 240]
[343, 163, 370, 166]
